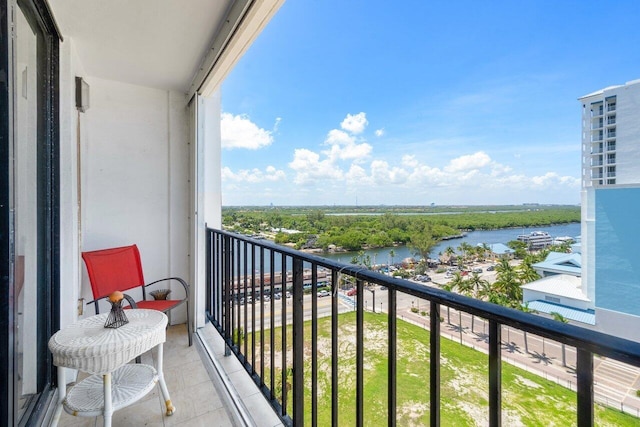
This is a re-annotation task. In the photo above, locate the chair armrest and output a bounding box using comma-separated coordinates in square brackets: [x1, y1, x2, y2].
[86, 293, 138, 314]
[144, 277, 190, 299]
[122, 293, 138, 309]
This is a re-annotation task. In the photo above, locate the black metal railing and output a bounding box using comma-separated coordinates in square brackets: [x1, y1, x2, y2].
[205, 228, 640, 426]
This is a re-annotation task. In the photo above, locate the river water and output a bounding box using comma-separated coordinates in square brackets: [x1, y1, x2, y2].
[320, 223, 581, 265]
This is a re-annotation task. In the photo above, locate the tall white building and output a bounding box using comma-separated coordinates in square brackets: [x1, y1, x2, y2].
[579, 79, 640, 342]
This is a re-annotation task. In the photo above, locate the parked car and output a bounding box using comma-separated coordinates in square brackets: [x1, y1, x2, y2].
[472, 267, 483, 273]
[273, 293, 281, 300]
[318, 290, 330, 297]
[486, 265, 495, 271]
[347, 289, 357, 296]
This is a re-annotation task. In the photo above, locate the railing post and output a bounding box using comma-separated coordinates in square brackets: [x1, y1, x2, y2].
[331, 270, 339, 426]
[311, 265, 318, 427]
[292, 257, 304, 425]
[388, 288, 397, 427]
[356, 279, 364, 427]
[223, 235, 232, 356]
[205, 229, 212, 317]
[489, 320, 501, 427]
[430, 302, 440, 427]
[577, 348, 594, 427]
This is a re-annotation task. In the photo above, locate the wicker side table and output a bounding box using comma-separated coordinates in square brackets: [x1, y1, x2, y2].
[49, 309, 175, 427]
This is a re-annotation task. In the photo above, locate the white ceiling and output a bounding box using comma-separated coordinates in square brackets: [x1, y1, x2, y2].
[49, 0, 233, 92]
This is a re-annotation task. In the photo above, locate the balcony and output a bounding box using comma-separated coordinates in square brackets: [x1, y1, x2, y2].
[204, 229, 640, 426]
[607, 131, 617, 138]
[607, 104, 617, 112]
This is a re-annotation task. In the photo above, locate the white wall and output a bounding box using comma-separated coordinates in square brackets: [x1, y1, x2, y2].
[58, 39, 85, 328]
[596, 308, 640, 342]
[79, 76, 190, 323]
[522, 289, 591, 311]
[614, 82, 640, 184]
[193, 93, 222, 328]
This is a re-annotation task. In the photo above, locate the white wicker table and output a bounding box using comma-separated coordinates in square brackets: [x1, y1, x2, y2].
[48, 309, 175, 427]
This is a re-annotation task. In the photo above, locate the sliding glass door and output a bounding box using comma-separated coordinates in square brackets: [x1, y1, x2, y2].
[1, 0, 59, 425]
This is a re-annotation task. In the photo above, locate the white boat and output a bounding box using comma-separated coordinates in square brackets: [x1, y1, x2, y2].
[552, 236, 575, 245]
[517, 231, 553, 249]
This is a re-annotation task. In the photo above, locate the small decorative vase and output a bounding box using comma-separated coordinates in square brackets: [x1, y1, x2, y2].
[105, 291, 129, 328]
[150, 289, 171, 300]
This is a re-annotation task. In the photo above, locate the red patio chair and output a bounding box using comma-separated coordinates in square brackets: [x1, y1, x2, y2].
[82, 244, 192, 346]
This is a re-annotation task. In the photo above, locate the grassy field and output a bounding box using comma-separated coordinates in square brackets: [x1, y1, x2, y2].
[251, 311, 637, 426]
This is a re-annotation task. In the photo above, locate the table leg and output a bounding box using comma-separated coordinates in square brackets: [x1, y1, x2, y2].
[156, 343, 175, 415]
[57, 367, 66, 404]
[103, 373, 113, 427]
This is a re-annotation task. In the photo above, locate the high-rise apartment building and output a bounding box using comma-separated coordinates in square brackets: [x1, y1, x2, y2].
[579, 79, 640, 342]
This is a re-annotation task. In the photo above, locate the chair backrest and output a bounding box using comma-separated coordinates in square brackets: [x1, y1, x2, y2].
[82, 244, 145, 300]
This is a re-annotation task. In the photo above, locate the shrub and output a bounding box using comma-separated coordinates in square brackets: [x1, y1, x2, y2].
[420, 311, 427, 316]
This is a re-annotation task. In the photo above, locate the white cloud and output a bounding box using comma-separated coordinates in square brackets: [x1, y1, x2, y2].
[222, 166, 285, 183]
[325, 141, 372, 161]
[221, 109, 581, 205]
[325, 129, 355, 145]
[324, 127, 371, 161]
[289, 148, 344, 185]
[221, 113, 274, 150]
[340, 112, 368, 134]
[444, 151, 491, 173]
[370, 160, 409, 184]
[375, 128, 385, 137]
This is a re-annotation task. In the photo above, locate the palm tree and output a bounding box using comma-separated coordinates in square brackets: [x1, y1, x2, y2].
[518, 255, 540, 284]
[448, 272, 466, 343]
[441, 282, 453, 324]
[459, 241, 474, 263]
[466, 272, 490, 333]
[493, 258, 522, 307]
[550, 312, 569, 367]
[445, 246, 455, 265]
[389, 249, 395, 268]
[519, 302, 537, 354]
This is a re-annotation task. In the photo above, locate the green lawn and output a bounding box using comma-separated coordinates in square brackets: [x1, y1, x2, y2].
[248, 311, 637, 426]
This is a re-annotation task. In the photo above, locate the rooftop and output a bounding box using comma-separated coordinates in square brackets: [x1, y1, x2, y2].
[521, 274, 588, 301]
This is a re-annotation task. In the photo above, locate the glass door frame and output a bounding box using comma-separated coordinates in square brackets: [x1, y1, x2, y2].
[1, 0, 60, 425]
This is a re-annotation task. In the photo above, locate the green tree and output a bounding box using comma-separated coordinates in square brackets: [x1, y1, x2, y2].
[492, 259, 522, 308]
[448, 272, 467, 343]
[409, 230, 437, 261]
[518, 256, 540, 284]
[519, 302, 538, 354]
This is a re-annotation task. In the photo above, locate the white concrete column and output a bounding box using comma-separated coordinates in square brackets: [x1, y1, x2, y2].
[194, 91, 222, 328]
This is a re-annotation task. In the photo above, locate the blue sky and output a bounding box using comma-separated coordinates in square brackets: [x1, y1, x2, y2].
[220, 0, 640, 206]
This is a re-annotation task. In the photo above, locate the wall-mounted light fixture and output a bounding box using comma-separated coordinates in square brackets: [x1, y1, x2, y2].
[75, 77, 90, 112]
